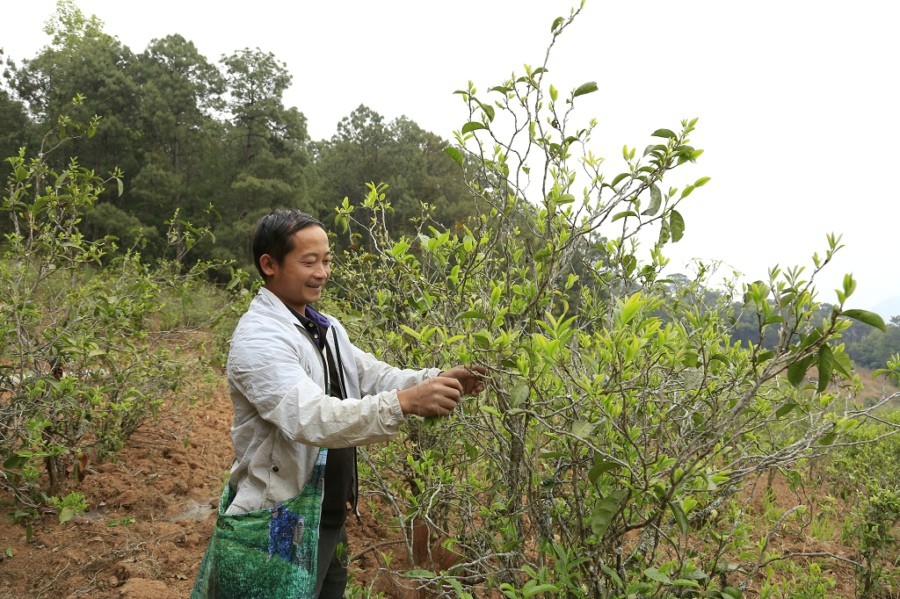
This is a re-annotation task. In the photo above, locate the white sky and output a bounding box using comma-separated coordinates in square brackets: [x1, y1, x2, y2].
[3, 0, 898, 316]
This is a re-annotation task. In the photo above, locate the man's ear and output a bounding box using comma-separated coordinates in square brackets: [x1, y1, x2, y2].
[259, 253, 277, 277]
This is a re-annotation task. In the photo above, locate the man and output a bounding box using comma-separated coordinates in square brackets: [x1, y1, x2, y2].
[192, 209, 484, 599]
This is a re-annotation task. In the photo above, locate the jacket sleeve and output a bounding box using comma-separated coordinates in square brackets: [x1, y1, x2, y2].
[328, 318, 440, 399]
[228, 314, 412, 449]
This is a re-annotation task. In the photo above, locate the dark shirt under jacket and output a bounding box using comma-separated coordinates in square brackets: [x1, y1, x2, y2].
[290, 306, 355, 529]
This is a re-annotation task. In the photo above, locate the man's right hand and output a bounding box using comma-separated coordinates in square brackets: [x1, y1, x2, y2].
[397, 377, 463, 417]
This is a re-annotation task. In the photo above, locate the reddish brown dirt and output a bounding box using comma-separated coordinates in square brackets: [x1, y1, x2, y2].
[738, 471, 861, 597]
[0, 390, 233, 599]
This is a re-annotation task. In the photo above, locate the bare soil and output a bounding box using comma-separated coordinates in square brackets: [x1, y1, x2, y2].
[0, 389, 233, 599]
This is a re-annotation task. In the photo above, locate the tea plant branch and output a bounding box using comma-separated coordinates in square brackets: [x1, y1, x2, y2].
[751, 503, 806, 576]
[754, 551, 864, 571]
[350, 538, 406, 562]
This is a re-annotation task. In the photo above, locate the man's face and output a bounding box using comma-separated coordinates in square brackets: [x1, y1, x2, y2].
[260, 225, 331, 314]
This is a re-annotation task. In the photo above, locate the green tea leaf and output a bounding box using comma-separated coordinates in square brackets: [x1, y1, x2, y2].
[642, 183, 662, 216]
[831, 348, 853, 378]
[591, 489, 627, 537]
[510, 381, 529, 407]
[611, 210, 637, 222]
[480, 405, 502, 417]
[619, 292, 643, 325]
[670, 501, 688, 535]
[788, 355, 814, 387]
[571, 420, 594, 439]
[405, 569, 436, 579]
[58, 507, 74, 524]
[611, 172, 630, 186]
[524, 584, 559, 597]
[472, 332, 491, 348]
[399, 325, 421, 340]
[670, 210, 685, 242]
[644, 567, 672, 584]
[710, 353, 731, 366]
[573, 81, 598, 97]
[841, 309, 886, 331]
[588, 458, 619, 484]
[443, 146, 463, 167]
[775, 402, 797, 418]
[817, 344, 834, 393]
[819, 431, 837, 445]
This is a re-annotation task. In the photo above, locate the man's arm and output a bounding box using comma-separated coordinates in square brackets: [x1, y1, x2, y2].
[229, 315, 410, 448]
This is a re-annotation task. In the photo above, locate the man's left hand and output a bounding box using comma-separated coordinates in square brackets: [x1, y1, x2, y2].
[438, 365, 487, 395]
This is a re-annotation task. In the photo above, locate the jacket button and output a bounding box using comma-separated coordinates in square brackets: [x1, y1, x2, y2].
[272, 466, 279, 472]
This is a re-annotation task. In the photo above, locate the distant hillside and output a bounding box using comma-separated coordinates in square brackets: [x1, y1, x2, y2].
[873, 295, 900, 320]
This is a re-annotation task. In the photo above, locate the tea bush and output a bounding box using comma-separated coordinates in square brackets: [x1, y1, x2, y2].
[329, 6, 896, 597]
[0, 102, 231, 511]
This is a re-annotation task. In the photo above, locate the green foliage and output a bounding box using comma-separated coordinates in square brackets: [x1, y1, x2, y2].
[217, 48, 312, 220]
[105, 515, 135, 527]
[4, 1, 480, 271]
[0, 105, 229, 509]
[0, 71, 34, 185]
[825, 411, 900, 494]
[48, 491, 88, 523]
[324, 7, 897, 597]
[848, 487, 899, 597]
[1, 3, 894, 595]
[818, 412, 900, 597]
[7, 0, 142, 189]
[758, 562, 836, 599]
[80, 201, 162, 254]
[314, 106, 474, 246]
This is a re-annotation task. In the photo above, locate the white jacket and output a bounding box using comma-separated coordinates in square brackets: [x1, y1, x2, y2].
[224, 286, 439, 515]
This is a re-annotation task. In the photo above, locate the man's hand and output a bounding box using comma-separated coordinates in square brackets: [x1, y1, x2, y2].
[397, 377, 464, 417]
[439, 364, 487, 395]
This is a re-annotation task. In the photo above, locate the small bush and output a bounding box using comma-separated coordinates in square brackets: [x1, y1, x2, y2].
[0, 105, 233, 509]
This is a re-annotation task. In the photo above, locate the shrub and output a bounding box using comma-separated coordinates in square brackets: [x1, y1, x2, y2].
[326, 7, 896, 596]
[0, 100, 229, 510]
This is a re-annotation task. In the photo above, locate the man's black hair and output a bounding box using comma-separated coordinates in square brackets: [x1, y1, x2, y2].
[252, 209, 325, 280]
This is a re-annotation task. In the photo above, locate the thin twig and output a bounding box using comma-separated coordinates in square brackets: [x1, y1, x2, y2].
[756, 551, 863, 570]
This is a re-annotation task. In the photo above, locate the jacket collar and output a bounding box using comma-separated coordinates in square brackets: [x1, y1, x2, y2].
[256, 286, 331, 329]
[255, 286, 299, 326]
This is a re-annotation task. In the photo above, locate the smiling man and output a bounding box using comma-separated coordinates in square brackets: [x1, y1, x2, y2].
[192, 209, 484, 599]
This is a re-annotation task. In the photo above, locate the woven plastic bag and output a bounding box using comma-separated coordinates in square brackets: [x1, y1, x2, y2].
[191, 449, 326, 599]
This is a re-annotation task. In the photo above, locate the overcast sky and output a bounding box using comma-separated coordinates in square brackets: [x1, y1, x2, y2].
[3, 1, 898, 316]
